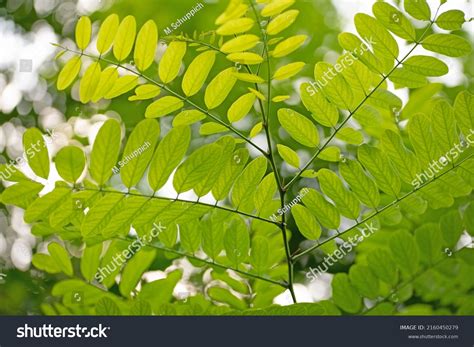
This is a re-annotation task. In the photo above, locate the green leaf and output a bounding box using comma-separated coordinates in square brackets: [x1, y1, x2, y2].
[134, 20, 158, 71]
[32, 254, 61, 274]
[277, 144, 300, 168]
[358, 144, 401, 197]
[57, 57, 82, 90]
[92, 67, 119, 102]
[415, 224, 443, 265]
[278, 108, 319, 147]
[381, 130, 419, 184]
[79, 62, 101, 103]
[404, 0, 431, 21]
[332, 273, 362, 314]
[233, 72, 265, 84]
[226, 52, 263, 65]
[96, 14, 119, 54]
[390, 67, 427, 88]
[220, 34, 260, 53]
[354, 13, 399, 60]
[407, 112, 438, 167]
[205, 68, 238, 110]
[367, 249, 398, 286]
[104, 75, 138, 99]
[439, 210, 464, 248]
[216, 18, 254, 35]
[23, 128, 50, 179]
[173, 143, 223, 193]
[159, 41, 187, 83]
[119, 249, 157, 297]
[81, 194, 125, 238]
[172, 110, 205, 127]
[301, 188, 340, 229]
[339, 159, 380, 208]
[55, 146, 86, 183]
[335, 128, 363, 145]
[96, 297, 121, 315]
[253, 173, 277, 215]
[145, 96, 184, 118]
[227, 93, 256, 123]
[292, 205, 321, 240]
[200, 122, 228, 135]
[202, 217, 224, 260]
[224, 218, 250, 267]
[128, 84, 161, 101]
[130, 299, 152, 315]
[182, 51, 216, 97]
[422, 34, 471, 57]
[349, 265, 380, 299]
[138, 270, 182, 312]
[273, 62, 305, 80]
[389, 230, 419, 276]
[317, 169, 360, 220]
[231, 156, 267, 211]
[372, 2, 416, 41]
[113, 15, 136, 61]
[90, 119, 122, 186]
[148, 126, 191, 191]
[318, 146, 341, 162]
[120, 119, 159, 188]
[180, 222, 201, 254]
[403, 55, 448, 77]
[431, 100, 457, 155]
[80, 243, 103, 282]
[75, 16, 91, 50]
[250, 236, 270, 274]
[48, 242, 73, 276]
[436, 10, 465, 30]
[267, 9, 299, 35]
[261, 0, 295, 17]
[300, 83, 339, 127]
[453, 91, 473, 138]
[271, 35, 307, 58]
[208, 287, 247, 310]
[212, 148, 249, 201]
[314, 62, 353, 110]
[0, 181, 43, 209]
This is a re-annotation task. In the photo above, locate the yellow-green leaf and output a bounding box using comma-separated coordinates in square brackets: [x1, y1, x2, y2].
[278, 108, 319, 147]
[267, 9, 299, 35]
[228, 93, 256, 123]
[182, 51, 216, 97]
[422, 34, 471, 57]
[205, 68, 237, 109]
[233, 72, 265, 84]
[92, 67, 119, 102]
[113, 15, 137, 61]
[97, 14, 119, 54]
[145, 96, 184, 118]
[55, 146, 86, 183]
[172, 110, 206, 127]
[273, 62, 304, 80]
[216, 18, 254, 36]
[134, 20, 158, 71]
[104, 75, 138, 99]
[277, 144, 300, 168]
[261, 0, 295, 17]
[128, 84, 161, 101]
[226, 52, 263, 65]
[75, 16, 91, 50]
[292, 204, 321, 240]
[23, 128, 50, 179]
[220, 34, 260, 53]
[79, 62, 101, 104]
[250, 122, 263, 138]
[271, 35, 307, 58]
[159, 41, 187, 83]
[57, 57, 81, 90]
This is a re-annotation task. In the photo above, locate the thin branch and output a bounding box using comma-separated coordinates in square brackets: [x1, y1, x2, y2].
[118, 235, 287, 287]
[247, 0, 296, 304]
[292, 153, 473, 261]
[284, 6, 441, 191]
[56, 45, 267, 157]
[77, 187, 280, 226]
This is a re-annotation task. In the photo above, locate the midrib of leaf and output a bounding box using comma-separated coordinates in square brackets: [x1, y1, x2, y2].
[284, 5, 443, 191]
[292, 152, 473, 261]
